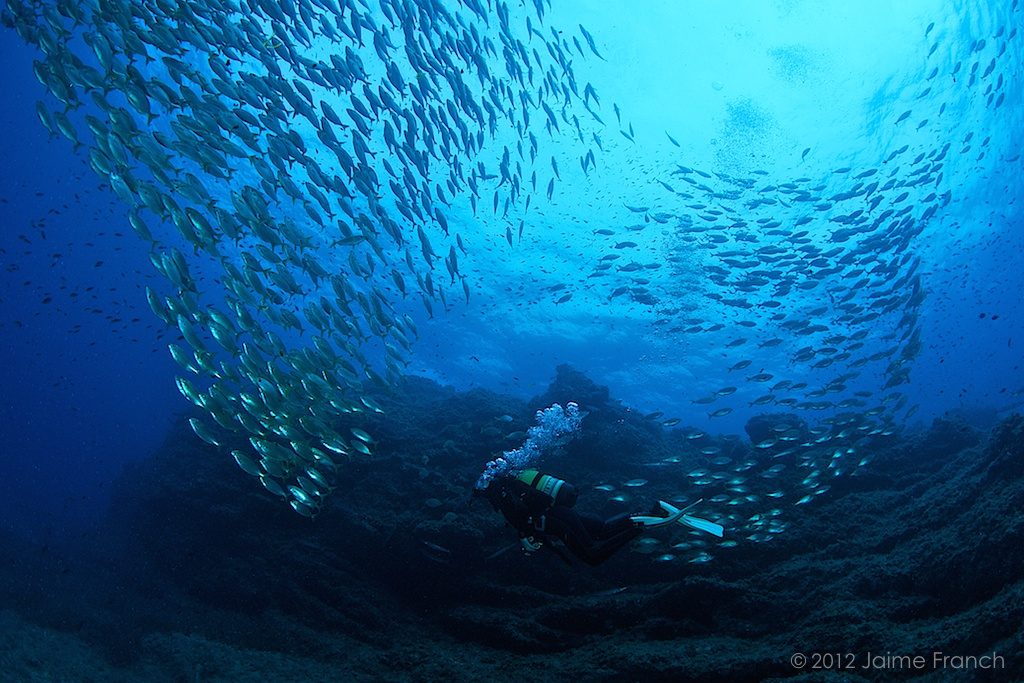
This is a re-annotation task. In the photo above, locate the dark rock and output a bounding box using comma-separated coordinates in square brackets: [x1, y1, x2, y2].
[10, 369, 1024, 680]
[920, 414, 981, 457]
[984, 413, 1024, 480]
[532, 363, 611, 414]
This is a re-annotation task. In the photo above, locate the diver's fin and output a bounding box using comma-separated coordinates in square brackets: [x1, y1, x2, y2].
[659, 501, 725, 538]
[681, 515, 725, 537]
[630, 500, 687, 528]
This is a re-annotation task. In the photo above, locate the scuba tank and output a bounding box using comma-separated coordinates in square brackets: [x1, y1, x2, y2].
[516, 469, 578, 510]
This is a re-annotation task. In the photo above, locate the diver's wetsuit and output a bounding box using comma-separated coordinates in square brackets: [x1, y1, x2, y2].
[543, 505, 641, 566]
[484, 474, 643, 566]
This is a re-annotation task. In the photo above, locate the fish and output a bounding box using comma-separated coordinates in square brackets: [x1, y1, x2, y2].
[231, 450, 262, 478]
[421, 540, 452, 559]
[578, 24, 605, 60]
[350, 428, 374, 444]
[188, 418, 220, 447]
[7, 0, 932, 527]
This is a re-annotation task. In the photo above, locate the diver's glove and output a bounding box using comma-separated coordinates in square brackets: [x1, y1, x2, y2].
[520, 536, 542, 553]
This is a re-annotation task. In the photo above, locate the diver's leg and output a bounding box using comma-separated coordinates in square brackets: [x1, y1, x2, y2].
[546, 507, 604, 565]
[585, 525, 644, 565]
[591, 513, 635, 541]
[548, 508, 642, 566]
[578, 513, 606, 536]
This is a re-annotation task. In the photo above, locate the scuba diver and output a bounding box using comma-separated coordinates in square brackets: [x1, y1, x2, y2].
[479, 468, 722, 566]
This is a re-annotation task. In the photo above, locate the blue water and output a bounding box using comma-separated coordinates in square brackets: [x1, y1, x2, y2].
[0, 35, 181, 534]
[0, 0, 1021, 548]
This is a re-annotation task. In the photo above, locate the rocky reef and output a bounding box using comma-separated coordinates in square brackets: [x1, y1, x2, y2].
[2, 367, 1022, 681]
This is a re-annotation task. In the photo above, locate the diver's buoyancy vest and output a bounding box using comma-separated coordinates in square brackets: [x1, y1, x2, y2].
[516, 469, 578, 510]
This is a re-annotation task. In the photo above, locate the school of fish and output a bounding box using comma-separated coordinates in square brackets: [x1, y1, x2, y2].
[4, 0, 1018, 541]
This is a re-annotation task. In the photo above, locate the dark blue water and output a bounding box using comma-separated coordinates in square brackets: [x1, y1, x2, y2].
[0, 36, 180, 535]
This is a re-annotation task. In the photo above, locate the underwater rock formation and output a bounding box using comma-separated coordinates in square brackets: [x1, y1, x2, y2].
[4, 368, 1023, 680]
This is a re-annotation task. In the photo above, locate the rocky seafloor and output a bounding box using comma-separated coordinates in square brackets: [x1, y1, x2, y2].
[2, 366, 1022, 682]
